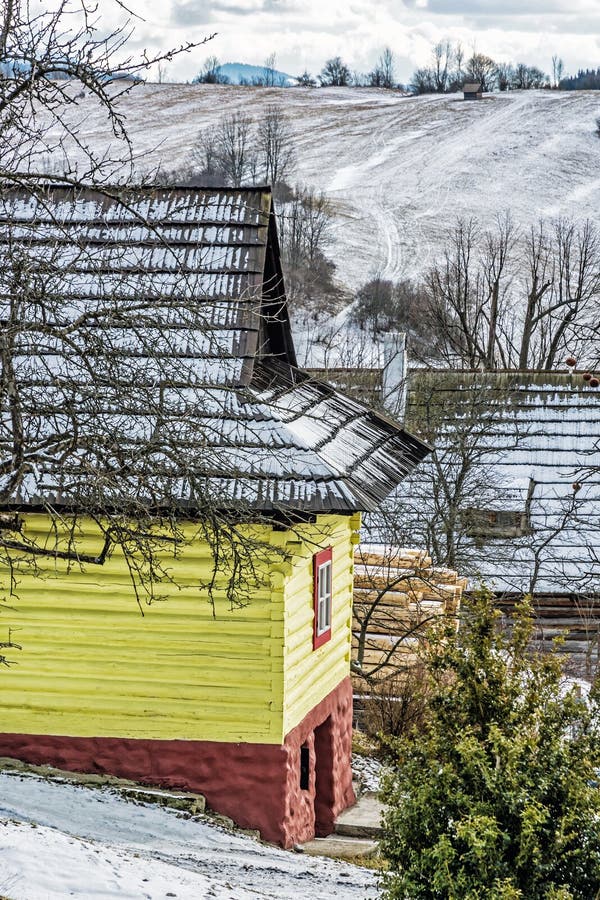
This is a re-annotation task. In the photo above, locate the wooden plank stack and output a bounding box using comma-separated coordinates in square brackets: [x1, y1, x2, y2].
[352, 546, 466, 690]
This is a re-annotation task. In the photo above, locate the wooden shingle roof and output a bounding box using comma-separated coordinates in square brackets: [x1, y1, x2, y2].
[405, 370, 600, 595]
[0, 185, 429, 516]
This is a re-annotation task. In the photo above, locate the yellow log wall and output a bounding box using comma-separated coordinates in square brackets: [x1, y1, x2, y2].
[0, 512, 358, 745]
[282, 513, 360, 736]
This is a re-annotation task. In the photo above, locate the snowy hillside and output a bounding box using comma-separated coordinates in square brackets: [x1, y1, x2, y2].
[0, 771, 377, 899]
[52, 84, 600, 290]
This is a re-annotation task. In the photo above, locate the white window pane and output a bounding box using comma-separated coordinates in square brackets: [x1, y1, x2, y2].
[316, 560, 332, 635]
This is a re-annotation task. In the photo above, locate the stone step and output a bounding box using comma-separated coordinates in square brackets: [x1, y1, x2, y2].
[334, 791, 383, 839]
[117, 785, 206, 815]
[299, 835, 379, 860]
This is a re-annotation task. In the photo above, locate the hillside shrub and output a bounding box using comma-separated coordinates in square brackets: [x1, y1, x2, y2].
[380, 591, 600, 899]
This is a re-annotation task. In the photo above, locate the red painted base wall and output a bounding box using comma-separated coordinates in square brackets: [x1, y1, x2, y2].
[0, 677, 355, 847]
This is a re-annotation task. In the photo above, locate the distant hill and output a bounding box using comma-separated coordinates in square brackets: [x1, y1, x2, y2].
[218, 62, 297, 87]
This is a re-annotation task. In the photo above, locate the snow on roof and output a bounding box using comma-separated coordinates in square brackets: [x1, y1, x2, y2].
[0, 185, 429, 516]
[405, 370, 600, 595]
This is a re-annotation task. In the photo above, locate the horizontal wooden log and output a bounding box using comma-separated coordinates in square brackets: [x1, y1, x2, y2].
[353, 587, 418, 606]
[352, 646, 419, 668]
[354, 551, 432, 569]
[353, 607, 426, 633]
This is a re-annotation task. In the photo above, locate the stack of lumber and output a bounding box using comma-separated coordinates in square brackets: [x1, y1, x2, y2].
[352, 546, 466, 687]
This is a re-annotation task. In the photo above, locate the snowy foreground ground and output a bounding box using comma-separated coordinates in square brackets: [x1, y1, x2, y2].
[0, 772, 378, 899]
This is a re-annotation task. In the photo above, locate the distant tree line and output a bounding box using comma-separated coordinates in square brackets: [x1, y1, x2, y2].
[559, 67, 600, 91]
[410, 40, 552, 94]
[192, 52, 288, 86]
[189, 45, 587, 94]
[192, 48, 401, 90]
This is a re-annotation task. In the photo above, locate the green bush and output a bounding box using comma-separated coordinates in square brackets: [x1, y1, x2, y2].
[380, 591, 600, 899]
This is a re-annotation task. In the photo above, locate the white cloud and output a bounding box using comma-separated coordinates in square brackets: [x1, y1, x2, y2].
[115, 0, 600, 83]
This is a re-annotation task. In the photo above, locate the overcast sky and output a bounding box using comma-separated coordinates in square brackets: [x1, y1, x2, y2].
[116, 0, 600, 83]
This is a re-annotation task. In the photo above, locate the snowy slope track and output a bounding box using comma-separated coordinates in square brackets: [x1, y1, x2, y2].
[42, 84, 600, 289]
[0, 773, 378, 899]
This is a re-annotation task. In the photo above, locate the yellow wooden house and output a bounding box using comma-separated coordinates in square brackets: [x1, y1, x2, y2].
[0, 186, 429, 846]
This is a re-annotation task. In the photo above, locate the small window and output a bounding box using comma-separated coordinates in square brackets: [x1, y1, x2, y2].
[313, 547, 333, 650]
[300, 745, 310, 790]
[463, 507, 532, 541]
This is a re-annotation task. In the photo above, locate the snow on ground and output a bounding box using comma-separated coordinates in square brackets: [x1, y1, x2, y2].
[0, 772, 378, 900]
[50, 84, 600, 290]
[352, 754, 384, 794]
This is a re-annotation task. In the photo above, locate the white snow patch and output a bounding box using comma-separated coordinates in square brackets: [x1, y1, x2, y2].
[352, 754, 384, 794]
[0, 772, 378, 899]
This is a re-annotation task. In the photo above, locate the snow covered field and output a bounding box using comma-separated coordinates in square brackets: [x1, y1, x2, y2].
[0, 772, 377, 899]
[55, 84, 600, 288]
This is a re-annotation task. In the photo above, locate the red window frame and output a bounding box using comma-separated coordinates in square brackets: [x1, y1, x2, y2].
[313, 546, 333, 650]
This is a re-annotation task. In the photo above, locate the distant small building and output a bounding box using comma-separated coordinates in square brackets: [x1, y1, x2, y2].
[463, 82, 483, 100]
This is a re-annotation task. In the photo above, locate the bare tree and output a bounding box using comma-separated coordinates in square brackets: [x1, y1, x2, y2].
[193, 112, 257, 186]
[421, 216, 600, 371]
[552, 55, 565, 89]
[155, 62, 169, 84]
[280, 186, 332, 266]
[0, 3, 322, 613]
[454, 42, 465, 86]
[256, 105, 295, 187]
[423, 218, 497, 368]
[410, 67, 435, 95]
[496, 62, 515, 92]
[352, 544, 462, 685]
[352, 277, 396, 332]
[381, 47, 395, 89]
[432, 40, 453, 93]
[190, 123, 222, 184]
[193, 55, 229, 85]
[395, 378, 509, 573]
[519, 220, 600, 369]
[371, 47, 395, 90]
[262, 51, 278, 87]
[217, 112, 256, 186]
[297, 70, 316, 88]
[350, 276, 430, 356]
[319, 56, 351, 87]
[481, 214, 516, 368]
[466, 52, 497, 92]
[194, 108, 296, 188]
[276, 185, 338, 308]
[513, 63, 548, 90]
[0, 188, 293, 609]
